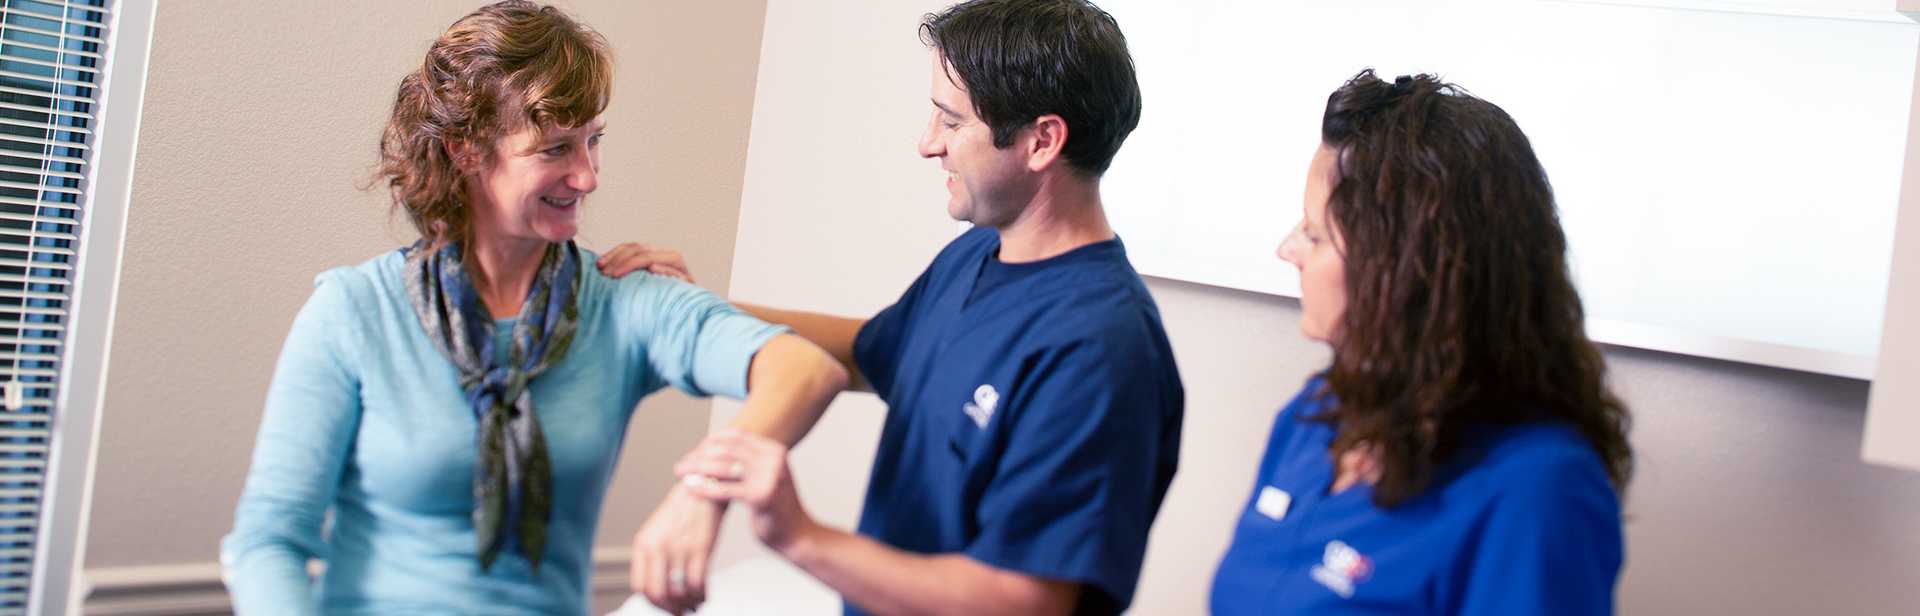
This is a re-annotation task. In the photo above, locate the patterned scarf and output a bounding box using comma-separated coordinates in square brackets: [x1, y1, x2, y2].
[403, 240, 581, 573]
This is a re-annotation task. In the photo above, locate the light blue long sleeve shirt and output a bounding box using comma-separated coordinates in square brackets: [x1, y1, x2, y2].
[221, 248, 785, 616]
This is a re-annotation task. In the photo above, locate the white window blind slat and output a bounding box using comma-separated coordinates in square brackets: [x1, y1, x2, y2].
[0, 304, 68, 316]
[0, 101, 88, 121]
[0, 276, 75, 287]
[0, 117, 89, 137]
[0, 125, 91, 143]
[0, 202, 80, 218]
[0, 167, 83, 181]
[0, 84, 87, 106]
[0, 132, 88, 151]
[0, 229, 76, 242]
[0, 164, 85, 183]
[0, 242, 73, 256]
[0, 351, 59, 361]
[0, 182, 76, 198]
[0, 53, 90, 78]
[0, 187, 76, 201]
[0, 369, 53, 379]
[0, 337, 62, 347]
[0, 38, 98, 60]
[0, 69, 93, 92]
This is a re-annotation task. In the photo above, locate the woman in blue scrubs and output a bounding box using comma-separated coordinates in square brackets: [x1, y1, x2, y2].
[1209, 70, 1634, 615]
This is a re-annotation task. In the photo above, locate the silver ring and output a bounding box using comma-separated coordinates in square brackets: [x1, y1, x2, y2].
[728, 461, 745, 480]
[667, 568, 687, 588]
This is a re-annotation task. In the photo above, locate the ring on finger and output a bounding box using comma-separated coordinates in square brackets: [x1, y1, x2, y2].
[667, 568, 687, 589]
[728, 461, 745, 480]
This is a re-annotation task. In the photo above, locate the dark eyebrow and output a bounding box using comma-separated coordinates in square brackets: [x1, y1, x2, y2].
[932, 99, 961, 117]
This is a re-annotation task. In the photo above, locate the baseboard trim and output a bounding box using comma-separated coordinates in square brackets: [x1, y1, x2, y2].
[81, 547, 636, 616]
[82, 563, 228, 616]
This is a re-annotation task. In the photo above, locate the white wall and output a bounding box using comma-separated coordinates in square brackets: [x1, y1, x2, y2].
[1094, 0, 1916, 377]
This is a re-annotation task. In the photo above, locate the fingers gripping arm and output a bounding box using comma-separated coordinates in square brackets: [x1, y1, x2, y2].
[677, 430, 1080, 616]
[632, 334, 847, 613]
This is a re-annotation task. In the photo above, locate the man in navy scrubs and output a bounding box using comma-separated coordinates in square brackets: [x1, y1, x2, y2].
[624, 1, 1184, 614]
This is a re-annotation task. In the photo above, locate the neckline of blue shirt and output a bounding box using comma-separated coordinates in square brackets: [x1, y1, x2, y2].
[967, 234, 1126, 307]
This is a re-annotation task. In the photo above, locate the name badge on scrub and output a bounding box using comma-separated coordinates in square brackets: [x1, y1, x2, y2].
[1256, 486, 1292, 520]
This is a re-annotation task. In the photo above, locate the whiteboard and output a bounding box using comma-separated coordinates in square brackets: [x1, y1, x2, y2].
[1097, 0, 1919, 378]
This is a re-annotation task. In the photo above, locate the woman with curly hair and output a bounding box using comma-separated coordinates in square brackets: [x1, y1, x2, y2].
[1209, 69, 1634, 615]
[220, 3, 845, 615]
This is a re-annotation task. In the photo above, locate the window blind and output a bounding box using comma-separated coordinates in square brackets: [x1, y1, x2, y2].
[0, 0, 107, 613]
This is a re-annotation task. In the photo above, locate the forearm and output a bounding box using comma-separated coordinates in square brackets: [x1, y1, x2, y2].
[224, 449, 337, 616]
[222, 539, 323, 616]
[728, 333, 849, 446]
[734, 303, 870, 392]
[779, 523, 1077, 616]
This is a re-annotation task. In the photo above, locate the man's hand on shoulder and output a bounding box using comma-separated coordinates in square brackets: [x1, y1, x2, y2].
[597, 242, 694, 283]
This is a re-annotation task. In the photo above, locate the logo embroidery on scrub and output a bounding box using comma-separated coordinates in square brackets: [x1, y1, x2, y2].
[962, 384, 998, 428]
[1309, 540, 1374, 599]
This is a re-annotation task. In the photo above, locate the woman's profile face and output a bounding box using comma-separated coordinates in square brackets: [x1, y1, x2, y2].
[1278, 145, 1347, 344]
[461, 117, 605, 247]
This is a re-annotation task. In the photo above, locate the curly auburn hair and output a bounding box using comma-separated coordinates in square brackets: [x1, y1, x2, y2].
[378, 0, 612, 252]
[1310, 69, 1633, 508]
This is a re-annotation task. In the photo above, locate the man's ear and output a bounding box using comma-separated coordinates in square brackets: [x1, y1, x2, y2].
[1025, 114, 1067, 173]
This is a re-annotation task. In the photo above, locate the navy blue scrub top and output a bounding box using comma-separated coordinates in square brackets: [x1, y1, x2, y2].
[851, 227, 1184, 616]
[1211, 378, 1623, 615]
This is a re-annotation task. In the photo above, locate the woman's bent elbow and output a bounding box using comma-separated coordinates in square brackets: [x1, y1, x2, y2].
[809, 344, 851, 394]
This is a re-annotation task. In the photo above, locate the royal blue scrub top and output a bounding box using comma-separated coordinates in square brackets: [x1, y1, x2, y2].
[1210, 378, 1623, 615]
[851, 227, 1184, 616]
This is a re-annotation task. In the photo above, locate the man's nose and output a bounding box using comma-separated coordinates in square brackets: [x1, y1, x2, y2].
[917, 114, 943, 159]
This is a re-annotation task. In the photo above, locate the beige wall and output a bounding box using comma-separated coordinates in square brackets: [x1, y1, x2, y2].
[82, 0, 768, 585]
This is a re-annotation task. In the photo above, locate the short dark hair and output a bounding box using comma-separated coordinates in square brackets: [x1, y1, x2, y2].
[1312, 69, 1633, 509]
[920, 0, 1141, 178]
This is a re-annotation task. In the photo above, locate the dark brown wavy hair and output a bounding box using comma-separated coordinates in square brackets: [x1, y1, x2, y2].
[1311, 69, 1632, 508]
[378, 0, 612, 252]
